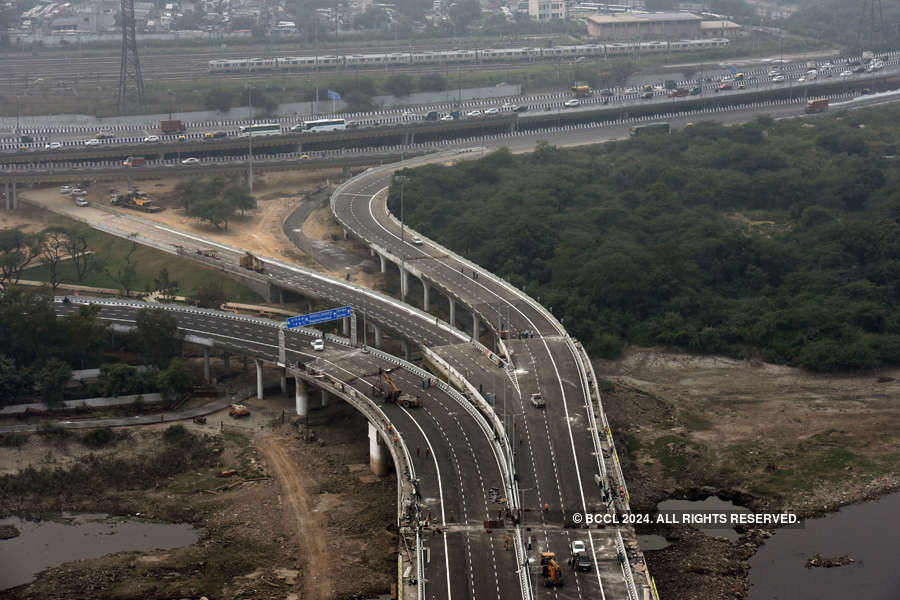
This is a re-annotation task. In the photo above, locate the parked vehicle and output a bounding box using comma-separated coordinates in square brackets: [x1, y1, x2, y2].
[805, 98, 829, 114]
[530, 393, 545, 408]
[239, 252, 265, 272]
[311, 338, 325, 351]
[143, 135, 160, 143]
[123, 156, 146, 167]
[228, 404, 250, 418]
[158, 119, 185, 134]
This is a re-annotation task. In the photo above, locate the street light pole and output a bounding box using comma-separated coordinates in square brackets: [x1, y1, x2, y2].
[247, 85, 254, 192]
[395, 175, 408, 301]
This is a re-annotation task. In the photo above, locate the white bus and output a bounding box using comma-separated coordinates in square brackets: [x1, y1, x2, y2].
[303, 118, 346, 133]
[239, 123, 282, 137]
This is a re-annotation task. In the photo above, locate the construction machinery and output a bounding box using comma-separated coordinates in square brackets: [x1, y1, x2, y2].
[196, 248, 220, 259]
[239, 252, 265, 272]
[372, 368, 423, 408]
[229, 404, 250, 418]
[109, 190, 162, 212]
[542, 556, 564, 587]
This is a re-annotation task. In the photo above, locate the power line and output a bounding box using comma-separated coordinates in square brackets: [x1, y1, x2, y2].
[118, 0, 145, 113]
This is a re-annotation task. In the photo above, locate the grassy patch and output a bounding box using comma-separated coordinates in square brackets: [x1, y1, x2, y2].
[20, 216, 261, 303]
[221, 430, 250, 448]
[650, 435, 707, 478]
[0, 433, 30, 447]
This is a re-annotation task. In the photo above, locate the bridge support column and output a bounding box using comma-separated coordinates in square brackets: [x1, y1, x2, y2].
[400, 267, 409, 300]
[342, 317, 349, 336]
[295, 377, 308, 417]
[449, 296, 456, 327]
[379, 254, 387, 273]
[203, 348, 210, 383]
[402, 340, 410, 361]
[267, 282, 282, 304]
[280, 366, 287, 393]
[321, 388, 329, 408]
[373, 323, 383, 349]
[422, 280, 430, 313]
[368, 421, 388, 476]
[223, 352, 231, 374]
[10, 181, 16, 211]
[343, 228, 348, 240]
[243, 355, 248, 371]
[350, 314, 358, 346]
[256, 359, 264, 400]
[472, 314, 480, 341]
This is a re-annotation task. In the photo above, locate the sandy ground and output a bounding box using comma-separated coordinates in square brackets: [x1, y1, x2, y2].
[0, 201, 56, 233]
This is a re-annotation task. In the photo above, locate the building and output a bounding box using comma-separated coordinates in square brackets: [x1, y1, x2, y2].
[700, 19, 742, 38]
[528, 0, 566, 20]
[585, 12, 703, 40]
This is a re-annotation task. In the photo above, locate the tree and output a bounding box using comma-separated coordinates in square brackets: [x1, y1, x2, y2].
[355, 6, 389, 29]
[448, 0, 482, 30]
[132, 308, 181, 369]
[185, 197, 234, 230]
[98, 363, 139, 397]
[153, 267, 179, 303]
[195, 280, 227, 309]
[62, 303, 108, 369]
[157, 358, 194, 402]
[418, 72, 447, 92]
[386, 73, 414, 98]
[39, 227, 69, 293]
[342, 90, 376, 113]
[223, 185, 256, 216]
[205, 88, 233, 113]
[62, 225, 92, 283]
[0, 227, 42, 291]
[0, 355, 22, 406]
[104, 238, 139, 297]
[38, 358, 71, 406]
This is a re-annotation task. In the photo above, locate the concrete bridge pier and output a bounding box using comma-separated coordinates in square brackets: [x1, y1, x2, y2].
[4, 181, 16, 211]
[368, 421, 388, 476]
[402, 340, 410, 361]
[243, 355, 249, 371]
[256, 359, 264, 400]
[449, 296, 456, 327]
[280, 366, 287, 393]
[379, 253, 387, 273]
[342, 316, 350, 336]
[203, 348, 211, 382]
[343, 228, 348, 240]
[422, 280, 431, 313]
[373, 323, 383, 349]
[267, 282, 283, 303]
[400, 267, 409, 300]
[223, 351, 231, 374]
[321, 388, 329, 407]
[295, 378, 308, 417]
[472, 314, 480, 341]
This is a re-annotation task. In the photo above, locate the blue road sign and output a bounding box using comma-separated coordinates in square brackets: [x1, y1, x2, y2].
[731, 66, 737, 74]
[286, 306, 352, 329]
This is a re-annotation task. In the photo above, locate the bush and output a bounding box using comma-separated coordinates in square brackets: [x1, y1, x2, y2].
[81, 427, 115, 448]
[162, 424, 190, 445]
[0, 433, 30, 447]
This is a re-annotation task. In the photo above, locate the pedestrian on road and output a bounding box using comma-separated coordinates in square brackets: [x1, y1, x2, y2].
[416, 446, 421, 456]
[425, 447, 430, 457]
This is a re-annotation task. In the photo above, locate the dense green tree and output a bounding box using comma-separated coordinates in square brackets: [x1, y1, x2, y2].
[153, 267, 180, 302]
[0, 355, 23, 406]
[98, 363, 139, 397]
[0, 228, 42, 291]
[38, 359, 71, 405]
[386, 73, 414, 98]
[418, 73, 448, 92]
[157, 358, 195, 402]
[194, 280, 227, 309]
[205, 88, 233, 113]
[132, 308, 181, 369]
[61, 303, 108, 369]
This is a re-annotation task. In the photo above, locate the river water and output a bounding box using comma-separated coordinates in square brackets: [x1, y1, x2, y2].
[748, 490, 900, 600]
[0, 514, 199, 590]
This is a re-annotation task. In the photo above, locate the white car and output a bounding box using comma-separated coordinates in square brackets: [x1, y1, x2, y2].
[840, 70, 853, 77]
[59, 186, 73, 194]
[572, 540, 586, 556]
[440, 114, 455, 121]
[771, 75, 785, 83]
[411, 236, 423, 246]
[767, 69, 781, 77]
[84, 138, 101, 146]
[289, 124, 304, 132]
[501, 102, 516, 110]
[484, 107, 499, 115]
[72, 189, 86, 196]
[74, 198, 89, 207]
[311, 338, 325, 351]
[623, 87, 636, 94]
[44, 142, 62, 150]
[797, 76, 806, 82]
[563, 99, 580, 108]
[181, 157, 200, 165]
[143, 135, 160, 143]
[466, 110, 483, 118]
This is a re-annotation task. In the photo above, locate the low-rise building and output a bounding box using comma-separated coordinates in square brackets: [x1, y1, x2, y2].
[700, 19, 742, 38]
[585, 11, 703, 40]
[528, 0, 566, 20]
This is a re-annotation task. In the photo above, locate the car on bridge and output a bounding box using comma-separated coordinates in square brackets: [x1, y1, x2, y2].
[576, 553, 593, 572]
[563, 99, 581, 108]
[44, 142, 62, 150]
[84, 138, 101, 146]
[411, 236, 423, 245]
[143, 135, 160, 143]
[311, 338, 325, 351]
[530, 393, 545, 408]
[95, 132, 115, 140]
[640, 91, 653, 100]
[572, 540, 586, 555]
[181, 157, 200, 165]
[502, 102, 517, 109]
[466, 110, 483, 118]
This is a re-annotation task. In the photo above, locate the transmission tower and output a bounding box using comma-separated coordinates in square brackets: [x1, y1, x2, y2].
[858, 0, 885, 50]
[118, 0, 144, 113]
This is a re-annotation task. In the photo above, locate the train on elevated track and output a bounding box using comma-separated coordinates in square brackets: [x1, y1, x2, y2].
[208, 38, 729, 73]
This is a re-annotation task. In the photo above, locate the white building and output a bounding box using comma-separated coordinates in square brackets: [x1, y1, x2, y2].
[528, 0, 565, 20]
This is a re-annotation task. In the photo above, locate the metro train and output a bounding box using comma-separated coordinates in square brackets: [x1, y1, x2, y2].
[208, 38, 730, 73]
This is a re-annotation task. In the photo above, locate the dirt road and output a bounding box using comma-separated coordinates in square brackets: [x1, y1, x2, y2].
[258, 436, 334, 600]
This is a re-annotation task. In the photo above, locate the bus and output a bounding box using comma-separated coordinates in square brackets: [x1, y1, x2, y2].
[630, 123, 670, 136]
[302, 118, 347, 133]
[239, 123, 282, 137]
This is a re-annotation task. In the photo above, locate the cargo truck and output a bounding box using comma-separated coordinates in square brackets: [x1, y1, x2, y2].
[571, 84, 592, 98]
[239, 252, 265, 272]
[805, 98, 829, 114]
[123, 156, 146, 167]
[158, 119, 186, 135]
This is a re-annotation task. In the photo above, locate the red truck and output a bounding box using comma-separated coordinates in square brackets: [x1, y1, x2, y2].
[158, 119, 185, 134]
[667, 88, 689, 98]
[805, 98, 829, 114]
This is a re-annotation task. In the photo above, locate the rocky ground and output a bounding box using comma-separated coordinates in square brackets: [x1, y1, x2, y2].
[596, 347, 900, 599]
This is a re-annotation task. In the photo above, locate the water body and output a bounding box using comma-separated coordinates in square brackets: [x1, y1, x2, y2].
[0, 514, 199, 590]
[656, 496, 751, 541]
[748, 491, 900, 600]
[636, 534, 670, 551]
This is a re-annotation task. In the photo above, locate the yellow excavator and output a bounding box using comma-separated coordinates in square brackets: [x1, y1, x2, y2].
[541, 552, 564, 587]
